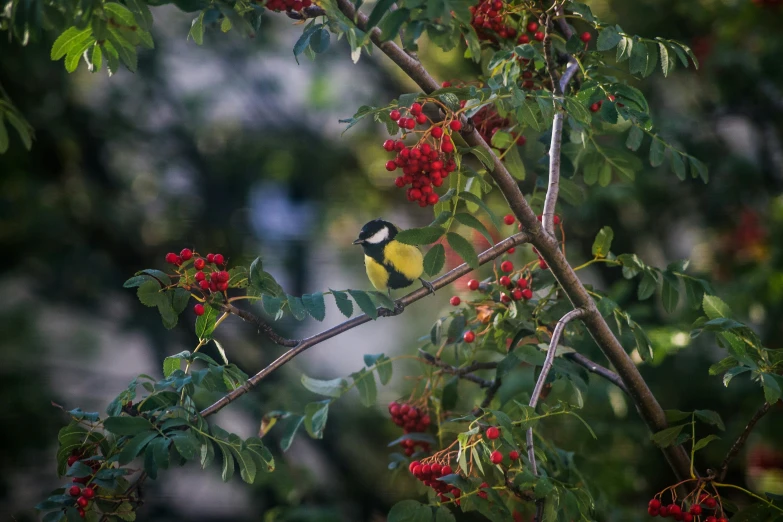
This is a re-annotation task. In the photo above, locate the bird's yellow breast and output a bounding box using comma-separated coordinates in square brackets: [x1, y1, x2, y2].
[364, 255, 390, 291]
[384, 240, 424, 281]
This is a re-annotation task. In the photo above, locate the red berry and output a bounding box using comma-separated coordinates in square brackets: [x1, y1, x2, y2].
[526, 21, 538, 32]
[450, 296, 461, 306]
[517, 278, 528, 289]
[499, 275, 511, 287]
[198, 280, 209, 290]
[405, 118, 416, 130]
[194, 304, 205, 316]
[467, 279, 480, 291]
[539, 259, 548, 269]
[217, 271, 229, 282]
[660, 506, 669, 517]
[394, 177, 405, 188]
[441, 140, 454, 153]
[669, 505, 681, 515]
[534, 31, 545, 41]
[194, 258, 205, 270]
[463, 331, 475, 343]
[427, 193, 439, 205]
[648, 507, 659, 516]
[683, 515, 693, 522]
[383, 139, 395, 151]
[518, 34, 530, 44]
[704, 498, 717, 509]
[500, 260, 513, 272]
[386, 160, 397, 171]
[67, 455, 79, 467]
[165, 252, 178, 264]
[486, 426, 500, 439]
[580, 31, 591, 43]
[553, 215, 561, 225]
[432, 127, 444, 139]
[521, 288, 533, 300]
[441, 465, 452, 476]
[180, 248, 193, 261]
[449, 120, 462, 131]
[649, 499, 661, 509]
[705, 517, 717, 522]
[214, 254, 225, 265]
[409, 461, 420, 473]
[206, 253, 215, 263]
[490, 450, 503, 464]
[69, 486, 81, 497]
[78, 508, 86, 518]
[500, 293, 511, 304]
[512, 288, 523, 300]
[689, 505, 701, 515]
[82, 488, 95, 499]
[509, 450, 519, 460]
[717, 519, 728, 522]
[590, 103, 600, 112]
[507, 247, 515, 253]
[410, 102, 423, 115]
[442, 81, 452, 87]
[416, 113, 428, 125]
[503, 214, 515, 225]
[76, 496, 89, 508]
[390, 109, 401, 121]
[217, 282, 229, 291]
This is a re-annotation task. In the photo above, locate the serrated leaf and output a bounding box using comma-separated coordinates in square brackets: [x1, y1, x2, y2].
[661, 272, 680, 313]
[351, 368, 377, 407]
[51, 27, 91, 60]
[171, 432, 201, 460]
[331, 289, 353, 317]
[469, 146, 496, 171]
[651, 424, 686, 448]
[459, 191, 501, 229]
[302, 292, 326, 321]
[304, 400, 330, 439]
[103, 416, 154, 436]
[378, 8, 410, 42]
[703, 295, 731, 320]
[446, 232, 478, 269]
[218, 442, 234, 481]
[658, 42, 675, 77]
[279, 415, 304, 452]
[394, 226, 445, 245]
[626, 126, 643, 151]
[287, 295, 308, 320]
[616, 36, 633, 63]
[638, 271, 658, 300]
[195, 303, 218, 340]
[664, 409, 692, 422]
[348, 289, 378, 320]
[423, 243, 446, 276]
[723, 366, 751, 387]
[387, 500, 432, 522]
[365, 353, 393, 385]
[455, 213, 493, 245]
[596, 25, 621, 51]
[591, 226, 613, 257]
[694, 409, 725, 430]
[761, 373, 781, 405]
[301, 375, 348, 398]
[693, 434, 720, 452]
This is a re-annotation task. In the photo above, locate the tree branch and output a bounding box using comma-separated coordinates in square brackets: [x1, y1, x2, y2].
[718, 401, 772, 481]
[563, 352, 628, 395]
[200, 232, 531, 417]
[222, 303, 299, 347]
[526, 308, 585, 476]
[333, 0, 694, 482]
[418, 350, 494, 388]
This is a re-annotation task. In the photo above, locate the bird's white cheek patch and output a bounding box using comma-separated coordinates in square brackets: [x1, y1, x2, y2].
[365, 227, 390, 244]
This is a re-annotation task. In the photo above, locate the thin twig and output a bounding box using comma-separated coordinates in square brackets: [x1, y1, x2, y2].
[222, 303, 299, 347]
[563, 352, 628, 395]
[418, 349, 495, 388]
[526, 308, 585, 476]
[200, 233, 531, 417]
[718, 402, 771, 481]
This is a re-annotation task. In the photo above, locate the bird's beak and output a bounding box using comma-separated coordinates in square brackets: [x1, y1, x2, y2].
[352, 238, 365, 245]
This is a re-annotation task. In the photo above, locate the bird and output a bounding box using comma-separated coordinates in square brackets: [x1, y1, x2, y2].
[353, 219, 435, 296]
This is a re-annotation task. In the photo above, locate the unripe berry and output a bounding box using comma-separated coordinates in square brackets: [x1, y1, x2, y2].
[194, 258, 206, 270]
[450, 296, 461, 306]
[490, 450, 503, 464]
[390, 109, 401, 121]
[580, 31, 591, 42]
[486, 426, 500, 439]
[500, 260, 513, 272]
[449, 120, 462, 131]
[509, 450, 519, 460]
[76, 496, 89, 508]
[467, 279, 480, 291]
[194, 304, 205, 316]
[180, 248, 193, 261]
[165, 252, 178, 264]
[503, 214, 515, 225]
[69, 486, 81, 497]
[463, 331, 475, 343]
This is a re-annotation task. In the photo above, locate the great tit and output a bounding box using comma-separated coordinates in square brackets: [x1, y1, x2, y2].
[353, 219, 435, 294]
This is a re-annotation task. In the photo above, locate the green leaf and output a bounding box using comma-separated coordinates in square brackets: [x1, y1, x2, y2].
[651, 424, 686, 448]
[163, 351, 188, 377]
[454, 213, 493, 245]
[598, 161, 612, 187]
[126, 0, 153, 31]
[626, 126, 643, 151]
[689, 156, 709, 183]
[218, 442, 234, 481]
[369, 291, 396, 312]
[658, 42, 675, 77]
[649, 138, 665, 167]
[703, 295, 731, 320]
[596, 25, 621, 51]
[629, 39, 648, 75]
[279, 415, 304, 452]
[365, 353, 393, 385]
[694, 409, 726, 430]
[378, 8, 410, 42]
[351, 368, 377, 407]
[104, 416, 154, 436]
[664, 409, 692, 422]
[671, 150, 686, 180]
[661, 272, 680, 313]
[504, 144, 526, 180]
[51, 27, 92, 60]
[331, 289, 354, 317]
[304, 400, 330, 439]
[458, 191, 501, 229]
[723, 366, 751, 387]
[348, 289, 378, 320]
[387, 500, 432, 522]
[366, 0, 396, 30]
[189, 12, 205, 45]
[195, 303, 218, 339]
[301, 375, 348, 397]
[261, 295, 283, 318]
[287, 295, 308, 320]
[435, 506, 456, 522]
[66, 461, 94, 478]
[249, 257, 284, 297]
[762, 373, 781, 405]
[468, 146, 496, 171]
[446, 232, 478, 269]
[302, 292, 326, 321]
[171, 432, 201, 460]
[423, 243, 446, 276]
[394, 226, 445, 245]
[591, 226, 614, 258]
[632, 322, 654, 361]
[245, 436, 275, 472]
[638, 271, 658, 300]
[442, 376, 458, 410]
[106, 30, 138, 72]
[693, 434, 720, 452]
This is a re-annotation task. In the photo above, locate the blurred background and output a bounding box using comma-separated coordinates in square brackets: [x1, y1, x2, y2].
[1, 0, 782, 520]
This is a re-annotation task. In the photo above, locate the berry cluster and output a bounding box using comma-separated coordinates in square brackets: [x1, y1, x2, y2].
[164, 248, 230, 316]
[388, 402, 432, 456]
[408, 461, 460, 503]
[65, 451, 100, 518]
[472, 105, 527, 148]
[485, 426, 520, 465]
[647, 493, 726, 521]
[469, 0, 519, 42]
[259, 0, 313, 13]
[384, 102, 459, 207]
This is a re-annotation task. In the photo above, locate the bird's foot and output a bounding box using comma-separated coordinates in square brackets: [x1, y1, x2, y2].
[379, 302, 405, 316]
[420, 278, 435, 295]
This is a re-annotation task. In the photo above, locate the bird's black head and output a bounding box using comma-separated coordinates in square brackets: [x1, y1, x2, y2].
[353, 219, 397, 248]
